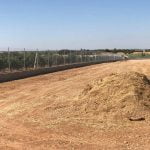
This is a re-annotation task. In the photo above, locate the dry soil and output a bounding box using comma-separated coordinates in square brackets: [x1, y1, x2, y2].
[0, 60, 150, 150]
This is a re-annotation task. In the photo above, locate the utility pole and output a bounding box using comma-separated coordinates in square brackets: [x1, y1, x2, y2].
[95, 52, 97, 62]
[34, 52, 37, 69]
[34, 49, 38, 69]
[37, 49, 39, 68]
[70, 50, 71, 64]
[64, 50, 66, 65]
[80, 50, 82, 63]
[48, 50, 50, 67]
[55, 50, 58, 66]
[8, 47, 11, 72]
[23, 48, 26, 70]
[75, 50, 77, 63]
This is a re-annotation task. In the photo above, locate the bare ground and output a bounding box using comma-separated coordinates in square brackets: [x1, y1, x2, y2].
[0, 60, 150, 150]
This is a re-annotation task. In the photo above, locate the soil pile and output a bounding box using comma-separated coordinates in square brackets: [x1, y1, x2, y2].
[76, 72, 150, 123]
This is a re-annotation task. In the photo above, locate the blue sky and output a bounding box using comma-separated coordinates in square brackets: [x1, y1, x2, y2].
[0, 0, 150, 50]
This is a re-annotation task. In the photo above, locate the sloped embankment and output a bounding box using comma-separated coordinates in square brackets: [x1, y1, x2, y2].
[75, 72, 150, 123]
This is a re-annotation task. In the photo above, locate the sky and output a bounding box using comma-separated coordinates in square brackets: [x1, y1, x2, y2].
[0, 0, 150, 50]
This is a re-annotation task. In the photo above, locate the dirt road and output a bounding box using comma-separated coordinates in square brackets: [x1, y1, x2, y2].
[0, 60, 149, 150]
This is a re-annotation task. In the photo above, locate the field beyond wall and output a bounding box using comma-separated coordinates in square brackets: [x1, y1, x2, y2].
[0, 60, 150, 149]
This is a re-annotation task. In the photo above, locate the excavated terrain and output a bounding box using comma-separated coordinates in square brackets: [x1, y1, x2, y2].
[0, 60, 150, 149]
[75, 72, 150, 125]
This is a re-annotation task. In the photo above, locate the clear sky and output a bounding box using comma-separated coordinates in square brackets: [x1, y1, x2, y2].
[0, 0, 150, 50]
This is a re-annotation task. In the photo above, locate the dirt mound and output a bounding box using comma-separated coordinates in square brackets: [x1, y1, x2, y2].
[75, 72, 150, 123]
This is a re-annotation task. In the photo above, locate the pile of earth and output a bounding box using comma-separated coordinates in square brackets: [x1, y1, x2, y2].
[74, 72, 150, 124]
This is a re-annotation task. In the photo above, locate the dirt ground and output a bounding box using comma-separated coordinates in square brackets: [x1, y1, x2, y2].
[0, 60, 150, 150]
